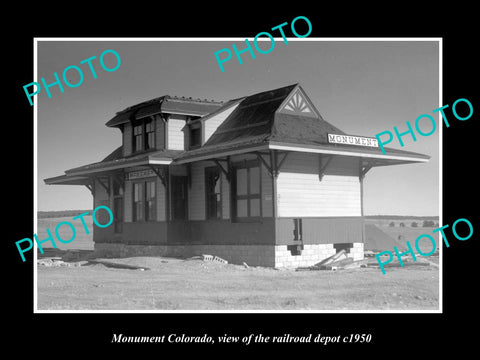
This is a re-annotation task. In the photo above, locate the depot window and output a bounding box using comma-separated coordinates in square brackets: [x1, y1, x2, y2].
[233, 160, 261, 221]
[133, 180, 156, 222]
[133, 116, 155, 153]
[189, 123, 202, 149]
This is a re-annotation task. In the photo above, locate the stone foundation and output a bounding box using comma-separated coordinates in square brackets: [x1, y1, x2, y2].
[94, 242, 364, 269]
[275, 242, 364, 268]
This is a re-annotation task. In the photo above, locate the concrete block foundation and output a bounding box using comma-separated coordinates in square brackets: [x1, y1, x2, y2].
[94, 242, 364, 269]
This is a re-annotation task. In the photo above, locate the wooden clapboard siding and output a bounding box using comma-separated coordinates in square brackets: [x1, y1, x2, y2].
[276, 217, 364, 245]
[277, 153, 361, 217]
[93, 178, 110, 208]
[203, 103, 240, 143]
[123, 222, 168, 245]
[156, 179, 166, 221]
[222, 172, 230, 220]
[189, 161, 207, 221]
[155, 115, 165, 149]
[261, 162, 273, 217]
[124, 180, 132, 222]
[122, 122, 132, 157]
[167, 116, 186, 150]
[93, 179, 114, 243]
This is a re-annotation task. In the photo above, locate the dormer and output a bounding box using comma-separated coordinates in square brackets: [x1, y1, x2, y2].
[105, 96, 223, 157]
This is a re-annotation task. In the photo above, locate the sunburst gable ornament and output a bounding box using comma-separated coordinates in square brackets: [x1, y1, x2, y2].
[282, 91, 313, 114]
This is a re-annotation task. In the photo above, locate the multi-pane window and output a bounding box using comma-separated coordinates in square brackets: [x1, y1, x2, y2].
[205, 167, 222, 219]
[234, 161, 261, 220]
[133, 182, 144, 221]
[145, 118, 155, 150]
[145, 181, 156, 221]
[133, 124, 143, 152]
[133, 180, 156, 222]
[133, 117, 155, 153]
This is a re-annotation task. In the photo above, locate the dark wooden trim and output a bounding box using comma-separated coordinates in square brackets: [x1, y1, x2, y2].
[270, 150, 278, 218]
[228, 156, 234, 220]
[255, 152, 272, 176]
[95, 176, 110, 194]
[112, 172, 124, 192]
[204, 165, 223, 220]
[162, 114, 170, 149]
[84, 184, 93, 195]
[360, 164, 373, 180]
[318, 155, 333, 181]
[359, 159, 364, 216]
[148, 165, 168, 187]
[276, 152, 289, 173]
[213, 159, 230, 182]
[165, 167, 170, 221]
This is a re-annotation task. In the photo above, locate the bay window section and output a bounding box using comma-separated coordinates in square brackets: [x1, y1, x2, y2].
[233, 160, 261, 221]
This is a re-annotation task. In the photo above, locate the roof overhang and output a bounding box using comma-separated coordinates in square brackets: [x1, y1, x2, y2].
[64, 158, 172, 177]
[45, 157, 173, 185]
[268, 142, 430, 164]
[44, 174, 92, 185]
[174, 141, 429, 165]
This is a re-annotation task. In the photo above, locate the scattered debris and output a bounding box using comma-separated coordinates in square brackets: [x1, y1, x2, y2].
[37, 258, 86, 267]
[295, 248, 435, 272]
[86, 260, 150, 271]
[213, 256, 228, 264]
[365, 260, 430, 269]
[243, 262, 249, 269]
[364, 250, 376, 257]
[201, 254, 228, 264]
[316, 250, 348, 266]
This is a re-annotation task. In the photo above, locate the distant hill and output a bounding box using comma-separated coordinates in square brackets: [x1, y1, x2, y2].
[38, 210, 92, 219]
[365, 215, 439, 220]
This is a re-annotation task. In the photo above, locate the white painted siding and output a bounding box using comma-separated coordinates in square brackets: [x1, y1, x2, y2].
[203, 102, 240, 143]
[277, 153, 361, 217]
[167, 116, 186, 150]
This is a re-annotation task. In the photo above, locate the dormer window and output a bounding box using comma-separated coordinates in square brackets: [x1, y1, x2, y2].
[189, 123, 202, 149]
[132, 116, 155, 153]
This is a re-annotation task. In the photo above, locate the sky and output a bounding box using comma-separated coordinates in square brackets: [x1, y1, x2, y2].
[36, 39, 440, 216]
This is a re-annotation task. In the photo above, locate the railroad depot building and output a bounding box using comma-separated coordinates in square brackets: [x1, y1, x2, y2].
[45, 84, 429, 268]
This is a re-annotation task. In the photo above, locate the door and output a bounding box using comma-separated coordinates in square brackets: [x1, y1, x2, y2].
[171, 175, 188, 221]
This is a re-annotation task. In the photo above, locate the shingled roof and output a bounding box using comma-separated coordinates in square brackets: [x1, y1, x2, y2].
[175, 83, 429, 164]
[106, 95, 224, 127]
[45, 83, 430, 186]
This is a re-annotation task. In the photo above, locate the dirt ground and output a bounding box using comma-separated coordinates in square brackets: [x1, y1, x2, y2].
[36, 252, 439, 311]
[35, 216, 440, 311]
